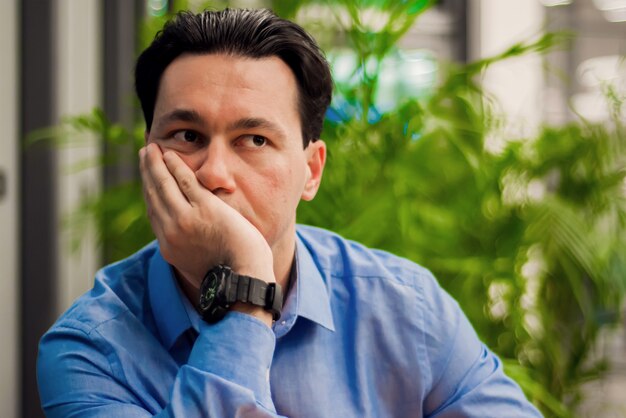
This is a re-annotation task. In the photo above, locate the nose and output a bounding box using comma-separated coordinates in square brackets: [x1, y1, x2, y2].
[194, 140, 236, 195]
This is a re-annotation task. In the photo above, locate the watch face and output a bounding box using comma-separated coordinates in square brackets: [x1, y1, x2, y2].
[201, 275, 219, 306]
[199, 265, 231, 323]
[199, 271, 221, 310]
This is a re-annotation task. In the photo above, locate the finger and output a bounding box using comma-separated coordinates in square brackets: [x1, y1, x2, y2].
[139, 144, 169, 219]
[140, 143, 189, 216]
[162, 150, 212, 205]
[140, 144, 194, 250]
[139, 147, 168, 241]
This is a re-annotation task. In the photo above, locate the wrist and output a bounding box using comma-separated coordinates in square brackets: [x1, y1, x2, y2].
[230, 302, 273, 327]
[198, 265, 283, 325]
[230, 244, 275, 284]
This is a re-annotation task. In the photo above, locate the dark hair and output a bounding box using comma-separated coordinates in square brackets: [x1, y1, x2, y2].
[135, 8, 332, 147]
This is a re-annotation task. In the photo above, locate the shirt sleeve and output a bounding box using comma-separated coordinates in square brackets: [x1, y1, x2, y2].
[419, 273, 543, 418]
[37, 312, 287, 418]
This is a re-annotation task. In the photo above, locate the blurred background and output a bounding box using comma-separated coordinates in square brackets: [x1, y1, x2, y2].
[1, 0, 625, 417]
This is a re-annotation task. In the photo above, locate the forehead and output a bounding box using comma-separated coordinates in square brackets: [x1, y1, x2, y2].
[154, 54, 300, 134]
[155, 53, 300, 122]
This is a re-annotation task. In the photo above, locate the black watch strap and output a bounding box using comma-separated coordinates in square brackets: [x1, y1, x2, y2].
[229, 273, 283, 321]
[199, 265, 283, 324]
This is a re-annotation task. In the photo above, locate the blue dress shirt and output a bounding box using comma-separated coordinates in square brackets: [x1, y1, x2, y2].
[38, 225, 541, 417]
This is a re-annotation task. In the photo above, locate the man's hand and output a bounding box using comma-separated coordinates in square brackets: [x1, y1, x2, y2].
[139, 143, 275, 324]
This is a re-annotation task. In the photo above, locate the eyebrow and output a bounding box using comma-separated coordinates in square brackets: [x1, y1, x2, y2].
[157, 109, 205, 128]
[227, 117, 286, 138]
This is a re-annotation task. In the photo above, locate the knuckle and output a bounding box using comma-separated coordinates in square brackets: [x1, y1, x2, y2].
[176, 216, 193, 233]
[178, 174, 193, 192]
[167, 162, 196, 196]
[162, 224, 180, 247]
[144, 187, 155, 202]
[156, 175, 169, 192]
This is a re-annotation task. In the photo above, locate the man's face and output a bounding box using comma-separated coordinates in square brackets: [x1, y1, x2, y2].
[145, 53, 325, 257]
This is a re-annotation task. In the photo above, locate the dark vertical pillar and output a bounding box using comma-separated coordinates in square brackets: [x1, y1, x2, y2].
[102, 0, 143, 263]
[457, 0, 468, 63]
[103, 0, 141, 134]
[434, 0, 471, 63]
[20, 1, 57, 417]
[439, 0, 469, 62]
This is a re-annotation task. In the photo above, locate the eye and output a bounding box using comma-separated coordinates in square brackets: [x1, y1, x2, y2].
[251, 135, 267, 147]
[239, 134, 268, 148]
[173, 130, 201, 143]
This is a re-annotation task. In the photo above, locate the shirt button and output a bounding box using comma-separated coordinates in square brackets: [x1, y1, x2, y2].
[281, 320, 286, 325]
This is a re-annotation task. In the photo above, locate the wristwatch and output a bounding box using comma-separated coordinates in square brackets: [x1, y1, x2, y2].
[198, 265, 283, 324]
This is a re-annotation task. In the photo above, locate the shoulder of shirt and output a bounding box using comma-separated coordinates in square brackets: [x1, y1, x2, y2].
[296, 224, 437, 291]
[46, 241, 159, 336]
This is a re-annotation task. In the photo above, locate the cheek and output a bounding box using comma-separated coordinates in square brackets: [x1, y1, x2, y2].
[258, 169, 286, 202]
[250, 165, 300, 215]
[174, 152, 202, 171]
[147, 138, 202, 171]
[272, 164, 303, 202]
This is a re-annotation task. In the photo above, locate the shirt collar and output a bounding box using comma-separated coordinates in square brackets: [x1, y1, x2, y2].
[292, 232, 335, 332]
[148, 247, 196, 350]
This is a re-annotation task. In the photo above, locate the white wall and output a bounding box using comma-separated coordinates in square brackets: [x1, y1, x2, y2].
[469, 0, 545, 136]
[55, 0, 102, 313]
[0, 0, 20, 416]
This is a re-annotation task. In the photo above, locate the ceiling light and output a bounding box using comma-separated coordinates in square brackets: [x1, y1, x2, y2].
[603, 8, 626, 21]
[592, 0, 626, 10]
[539, 0, 573, 6]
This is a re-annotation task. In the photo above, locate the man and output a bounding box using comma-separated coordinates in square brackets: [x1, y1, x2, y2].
[38, 8, 541, 417]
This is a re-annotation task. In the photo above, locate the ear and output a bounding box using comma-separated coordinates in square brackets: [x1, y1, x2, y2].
[301, 140, 326, 201]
